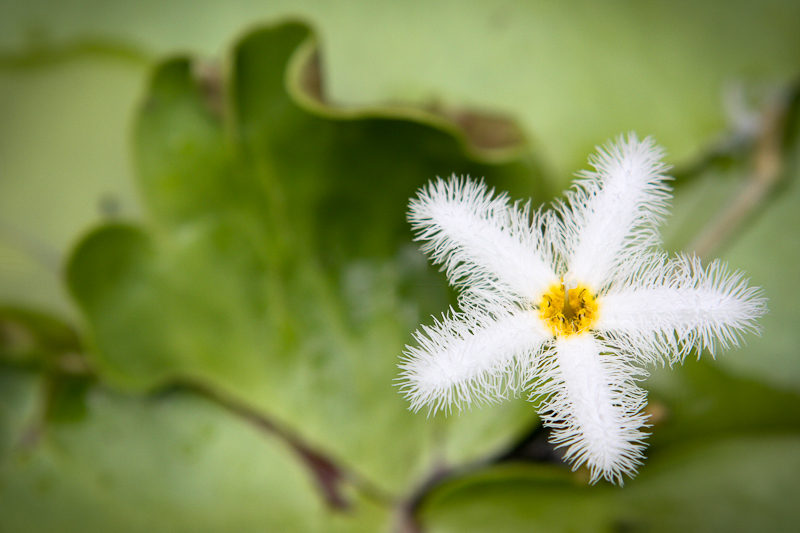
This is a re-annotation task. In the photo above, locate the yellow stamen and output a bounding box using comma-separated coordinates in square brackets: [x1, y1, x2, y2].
[539, 279, 598, 337]
[562, 276, 576, 321]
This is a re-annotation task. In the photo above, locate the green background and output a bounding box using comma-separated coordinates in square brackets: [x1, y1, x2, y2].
[1, 2, 799, 531]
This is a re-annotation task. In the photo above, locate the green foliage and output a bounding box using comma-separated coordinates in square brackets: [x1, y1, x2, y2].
[2, 6, 800, 533]
[421, 434, 800, 532]
[0, 368, 387, 533]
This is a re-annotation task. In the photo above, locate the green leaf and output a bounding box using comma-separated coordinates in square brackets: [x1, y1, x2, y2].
[420, 357, 800, 532]
[0, 48, 147, 318]
[0, 367, 388, 532]
[66, 21, 541, 495]
[3, 1, 799, 175]
[619, 435, 800, 532]
[420, 434, 800, 533]
[420, 463, 617, 533]
[644, 359, 800, 450]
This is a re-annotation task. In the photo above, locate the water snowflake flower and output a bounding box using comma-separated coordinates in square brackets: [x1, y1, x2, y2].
[399, 134, 767, 484]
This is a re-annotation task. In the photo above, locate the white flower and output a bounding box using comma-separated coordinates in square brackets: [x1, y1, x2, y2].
[398, 134, 767, 485]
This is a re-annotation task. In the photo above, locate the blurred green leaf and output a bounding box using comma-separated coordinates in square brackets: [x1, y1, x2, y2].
[644, 359, 800, 450]
[421, 434, 800, 533]
[620, 434, 800, 532]
[0, 49, 147, 318]
[419, 357, 800, 531]
[66, 21, 541, 495]
[2, 1, 800, 175]
[0, 367, 388, 533]
[422, 463, 615, 533]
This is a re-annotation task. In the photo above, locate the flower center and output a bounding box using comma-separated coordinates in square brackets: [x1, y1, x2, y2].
[538, 278, 598, 337]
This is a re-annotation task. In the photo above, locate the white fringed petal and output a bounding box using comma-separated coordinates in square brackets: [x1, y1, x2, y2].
[558, 134, 671, 290]
[408, 176, 559, 306]
[596, 254, 767, 361]
[399, 308, 551, 414]
[533, 334, 649, 485]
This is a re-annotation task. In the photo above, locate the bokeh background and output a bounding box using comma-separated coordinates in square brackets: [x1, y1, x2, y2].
[1, 1, 799, 531]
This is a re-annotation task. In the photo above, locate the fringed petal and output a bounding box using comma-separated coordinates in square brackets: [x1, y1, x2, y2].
[532, 334, 650, 484]
[408, 176, 559, 308]
[557, 134, 671, 291]
[596, 253, 768, 362]
[399, 307, 550, 414]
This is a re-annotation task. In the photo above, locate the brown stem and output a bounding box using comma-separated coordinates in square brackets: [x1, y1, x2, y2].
[181, 379, 395, 510]
[688, 95, 791, 259]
